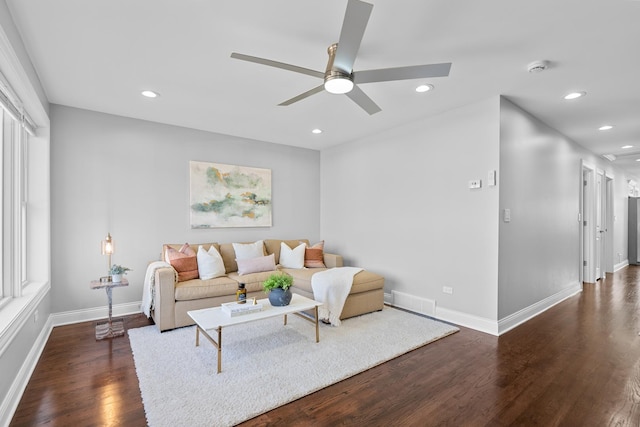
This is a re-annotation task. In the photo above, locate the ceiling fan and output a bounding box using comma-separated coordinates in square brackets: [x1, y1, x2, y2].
[230, 0, 451, 115]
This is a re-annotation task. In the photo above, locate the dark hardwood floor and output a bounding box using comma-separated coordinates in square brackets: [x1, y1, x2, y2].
[11, 266, 640, 426]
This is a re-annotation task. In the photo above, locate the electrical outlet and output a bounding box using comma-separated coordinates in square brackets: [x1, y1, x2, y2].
[442, 286, 453, 295]
[468, 180, 481, 189]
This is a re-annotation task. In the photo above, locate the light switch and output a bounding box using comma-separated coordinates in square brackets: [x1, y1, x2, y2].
[504, 208, 511, 222]
[488, 170, 496, 186]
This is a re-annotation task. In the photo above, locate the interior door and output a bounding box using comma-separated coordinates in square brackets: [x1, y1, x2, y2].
[595, 171, 603, 280]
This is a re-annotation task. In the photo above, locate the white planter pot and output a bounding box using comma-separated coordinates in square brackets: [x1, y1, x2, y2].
[111, 274, 122, 283]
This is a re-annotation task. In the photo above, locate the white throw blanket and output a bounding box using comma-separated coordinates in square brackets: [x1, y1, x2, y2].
[141, 261, 175, 318]
[311, 267, 363, 326]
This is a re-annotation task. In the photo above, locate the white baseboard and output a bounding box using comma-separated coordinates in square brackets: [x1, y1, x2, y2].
[383, 292, 393, 304]
[435, 306, 499, 336]
[386, 281, 583, 337]
[614, 260, 629, 272]
[0, 316, 53, 427]
[51, 301, 142, 327]
[496, 281, 582, 335]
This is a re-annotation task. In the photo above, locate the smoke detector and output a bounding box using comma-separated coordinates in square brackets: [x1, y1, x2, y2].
[527, 60, 549, 73]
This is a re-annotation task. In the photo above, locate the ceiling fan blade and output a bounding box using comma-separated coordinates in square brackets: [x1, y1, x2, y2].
[345, 85, 381, 115]
[278, 85, 325, 106]
[354, 63, 452, 84]
[231, 53, 324, 79]
[333, 0, 373, 73]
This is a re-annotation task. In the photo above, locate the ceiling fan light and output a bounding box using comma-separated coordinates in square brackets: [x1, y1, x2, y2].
[324, 76, 354, 94]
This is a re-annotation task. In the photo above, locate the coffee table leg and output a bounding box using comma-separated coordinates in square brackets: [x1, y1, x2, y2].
[217, 327, 222, 374]
[195, 326, 200, 347]
[314, 306, 319, 343]
[284, 314, 288, 325]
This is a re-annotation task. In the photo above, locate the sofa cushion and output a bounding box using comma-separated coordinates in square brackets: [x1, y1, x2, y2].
[304, 241, 326, 268]
[233, 240, 265, 260]
[165, 243, 199, 282]
[219, 241, 266, 274]
[283, 268, 384, 296]
[227, 271, 277, 293]
[264, 239, 310, 265]
[174, 276, 239, 301]
[237, 254, 276, 275]
[197, 245, 226, 280]
[279, 242, 305, 268]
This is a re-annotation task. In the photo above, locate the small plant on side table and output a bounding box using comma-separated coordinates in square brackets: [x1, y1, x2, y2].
[109, 264, 132, 283]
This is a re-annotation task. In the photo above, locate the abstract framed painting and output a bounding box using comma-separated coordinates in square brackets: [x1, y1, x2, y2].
[189, 161, 272, 228]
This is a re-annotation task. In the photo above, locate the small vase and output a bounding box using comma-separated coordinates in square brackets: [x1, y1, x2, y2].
[268, 288, 292, 306]
[111, 274, 122, 283]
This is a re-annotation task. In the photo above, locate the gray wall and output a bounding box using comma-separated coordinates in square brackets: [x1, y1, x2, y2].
[498, 97, 633, 319]
[1, 0, 49, 116]
[321, 97, 501, 321]
[0, 2, 51, 420]
[50, 105, 321, 314]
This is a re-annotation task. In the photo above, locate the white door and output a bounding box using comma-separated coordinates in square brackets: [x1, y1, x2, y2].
[595, 171, 604, 280]
[582, 168, 592, 282]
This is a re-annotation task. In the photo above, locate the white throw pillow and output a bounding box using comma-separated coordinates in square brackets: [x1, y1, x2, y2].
[197, 245, 226, 280]
[232, 240, 264, 260]
[279, 242, 305, 269]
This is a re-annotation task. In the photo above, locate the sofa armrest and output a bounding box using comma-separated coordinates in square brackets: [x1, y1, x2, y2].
[153, 266, 178, 332]
[323, 253, 343, 268]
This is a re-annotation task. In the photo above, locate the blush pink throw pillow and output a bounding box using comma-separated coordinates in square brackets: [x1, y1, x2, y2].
[165, 243, 199, 281]
[304, 241, 326, 268]
[236, 254, 276, 275]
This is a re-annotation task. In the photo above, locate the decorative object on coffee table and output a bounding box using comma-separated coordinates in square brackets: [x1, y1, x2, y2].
[90, 278, 129, 340]
[108, 264, 131, 283]
[263, 272, 293, 306]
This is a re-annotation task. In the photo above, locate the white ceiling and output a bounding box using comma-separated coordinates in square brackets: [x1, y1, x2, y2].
[6, 0, 640, 174]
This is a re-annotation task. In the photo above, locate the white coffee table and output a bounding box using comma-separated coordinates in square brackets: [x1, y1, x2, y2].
[188, 293, 323, 374]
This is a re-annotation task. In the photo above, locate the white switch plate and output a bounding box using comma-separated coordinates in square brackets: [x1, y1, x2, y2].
[504, 208, 511, 222]
[442, 286, 453, 294]
[488, 170, 496, 186]
[469, 179, 482, 189]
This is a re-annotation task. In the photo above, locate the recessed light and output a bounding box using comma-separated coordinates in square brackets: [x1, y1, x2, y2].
[636, 158, 640, 162]
[622, 145, 634, 149]
[563, 91, 586, 100]
[415, 84, 434, 93]
[311, 128, 322, 134]
[141, 90, 159, 98]
[598, 125, 613, 131]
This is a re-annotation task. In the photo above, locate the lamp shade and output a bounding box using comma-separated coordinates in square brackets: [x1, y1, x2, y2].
[101, 233, 114, 255]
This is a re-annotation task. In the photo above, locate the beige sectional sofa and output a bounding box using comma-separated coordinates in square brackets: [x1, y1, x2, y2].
[151, 239, 385, 331]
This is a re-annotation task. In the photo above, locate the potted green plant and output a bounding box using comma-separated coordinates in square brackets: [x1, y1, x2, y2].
[109, 264, 132, 283]
[262, 272, 293, 306]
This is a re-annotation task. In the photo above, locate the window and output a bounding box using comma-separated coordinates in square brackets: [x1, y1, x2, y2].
[0, 88, 31, 308]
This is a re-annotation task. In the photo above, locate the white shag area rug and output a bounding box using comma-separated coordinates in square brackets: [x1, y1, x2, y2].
[129, 306, 458, 427]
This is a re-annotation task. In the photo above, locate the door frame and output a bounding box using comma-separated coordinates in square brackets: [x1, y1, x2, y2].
[604, 174, 614, 274]
[581, 162, 596, 284]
